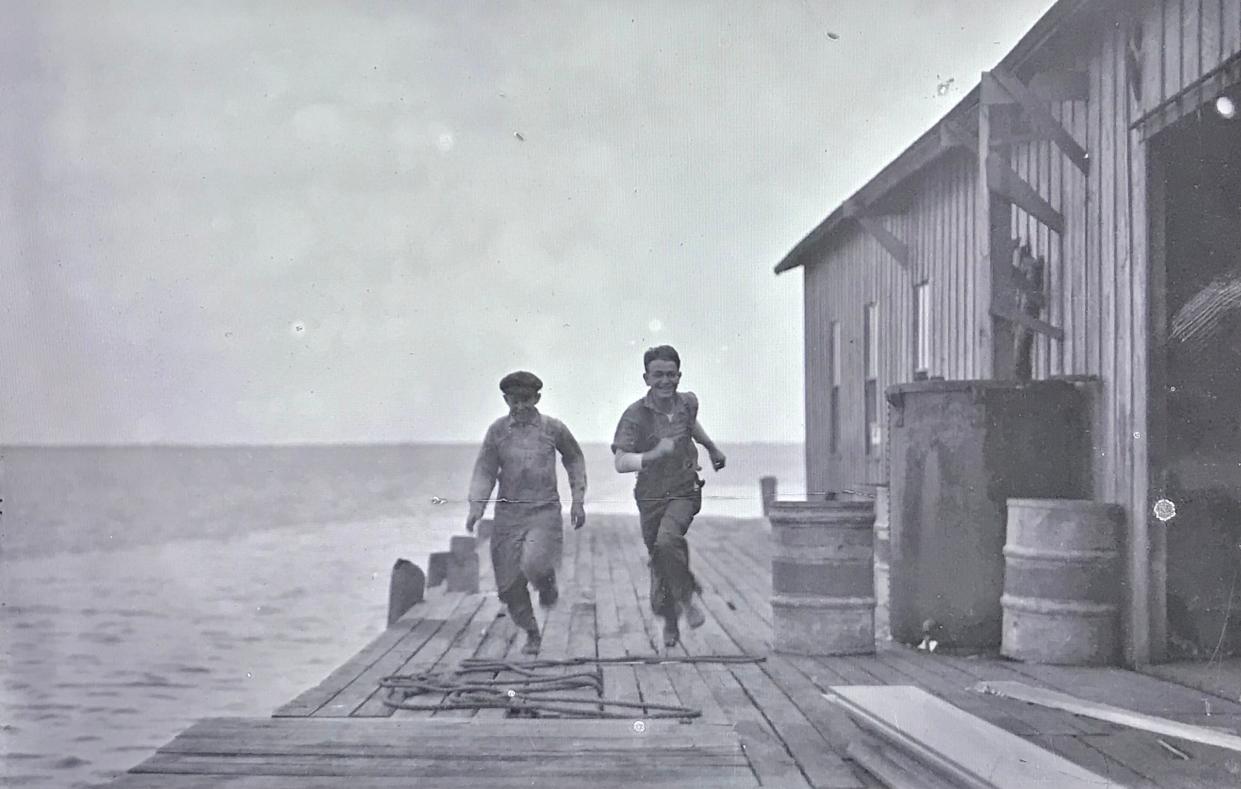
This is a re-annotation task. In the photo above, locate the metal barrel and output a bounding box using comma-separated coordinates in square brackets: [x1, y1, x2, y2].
[769, 500, 876, 656]
[1001, 499, 1122, 665]
[873, 485, 891, 642]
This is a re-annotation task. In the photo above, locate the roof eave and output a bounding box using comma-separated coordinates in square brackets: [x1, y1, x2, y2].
[773, 0, 1093, 276]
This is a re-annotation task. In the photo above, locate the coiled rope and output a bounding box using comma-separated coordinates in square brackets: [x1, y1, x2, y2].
[380, 654, 765, 719]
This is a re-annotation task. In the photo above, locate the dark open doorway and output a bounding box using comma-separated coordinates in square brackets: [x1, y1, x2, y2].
[1152, 91, 1241, 660]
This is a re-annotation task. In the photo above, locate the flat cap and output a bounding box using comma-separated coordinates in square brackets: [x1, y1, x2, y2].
[499, 370, 542, 394]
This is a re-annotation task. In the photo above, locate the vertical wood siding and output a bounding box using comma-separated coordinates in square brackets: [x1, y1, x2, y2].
[801, 0, 1241, 658]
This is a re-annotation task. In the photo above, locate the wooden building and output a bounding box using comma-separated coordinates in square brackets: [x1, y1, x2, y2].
[776, 0, 1241, 666]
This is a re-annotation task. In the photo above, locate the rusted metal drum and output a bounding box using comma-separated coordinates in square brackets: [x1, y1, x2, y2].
[1001, 499, 1122, 665]
[873, 485, 891, 642]
[769, 500, 876, 656]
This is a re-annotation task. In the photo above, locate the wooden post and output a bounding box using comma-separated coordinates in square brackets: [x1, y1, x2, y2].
[979, 73, 1017, 380]
[387, 558, 425, 626]
[1139, 137, 1168, 666]
[447, 535, 479, 594]
[427, 551, 451, 588]
[760, 476, 778, 516]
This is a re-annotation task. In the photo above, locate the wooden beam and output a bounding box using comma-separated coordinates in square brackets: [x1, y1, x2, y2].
[980, 71, 1010, 106]
[854, 215, 909, 268]
[939, 121, 978, 155]
[991, 66, 1090, 174]
[1028, 69, 1090, 102]
[977, 85, 1015, 380]
[985, 154, 1065, 233]
[974, 681, 1241, 754]
[984, 70, 1089, 103]
[990, 301, 1065, 341]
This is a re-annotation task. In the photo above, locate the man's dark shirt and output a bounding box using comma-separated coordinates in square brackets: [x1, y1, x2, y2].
[611, 390, 701, 500]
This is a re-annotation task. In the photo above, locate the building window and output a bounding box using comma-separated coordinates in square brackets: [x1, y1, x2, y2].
[864, 303, 880, 455]
[914, 281, 931, 378]
[829, 320, 841, 454]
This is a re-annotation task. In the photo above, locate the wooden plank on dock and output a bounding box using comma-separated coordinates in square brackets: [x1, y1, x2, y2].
[606, 529, 685, 715]
[110, 776, 758, 789]
[605, 521, 806, 786]
[974, 681, 1241, 754]
[349, 594, 488, 717]
[273, 590, 467, 717]
[874, 648, 1079, 737]
[422, 593, 504, 719]
[1025, 735, 1158, 788]
[609, 524, 732, 725]
[1058, 728, 1241, 789]
[691, 555, 864, 788]
[116, 717, 758, 788]
[590, 529, 644, 713]
[1142, 659, 1241, 706]
[828, 685, 1121, 788]
[928, 652, 1115, 735]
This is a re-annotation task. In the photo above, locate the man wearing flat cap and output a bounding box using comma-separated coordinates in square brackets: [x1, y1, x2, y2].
[466, 371, 587, 655]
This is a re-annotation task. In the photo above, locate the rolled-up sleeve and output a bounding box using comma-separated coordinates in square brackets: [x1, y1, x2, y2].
[610, 405, 642, 456]
[467, 425, 501, 508]
[555, 421, 588, 505]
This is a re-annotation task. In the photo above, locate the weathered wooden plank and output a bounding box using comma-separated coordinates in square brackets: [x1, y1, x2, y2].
[990, 659, 1241, 716]
[609, 522, 740, 726]
[463, 594, 519, 721]
[349, 594, 487, 717]
[170, 716, 743, 743]
[687, 548, 864, 788]
[1225, 0, 1241, 62]
[885, 649, 1114, 736]
[1203, 0, 1225, 76]
[133, 752, 753, 778]
[1086, 33, 1103, 379]
[610, 526, 812, 787]
[157, 737, 750, 758]
[975, 680, 1241, 753]
[1164, 0, 1184, 102]
[606, 528, 684, 714]
[870, 650, 1046, 737]
[1068, 729, 1241, 789]
[1142, 658, 1241, 704]
[1185, 0, 1205, 88]
[109, 775, 761, 789]
[423, 593, 504, 719]
[829, 685, 1121, 788]
[1025, 735, 1158, 788]
[273, 591, 467, 717]
[592, 530, 645, 713]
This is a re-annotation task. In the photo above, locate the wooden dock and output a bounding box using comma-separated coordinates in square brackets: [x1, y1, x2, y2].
[108, 514, 1241, 787]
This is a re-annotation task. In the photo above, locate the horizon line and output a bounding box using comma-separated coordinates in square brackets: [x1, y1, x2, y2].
[1, 439, 806, 450]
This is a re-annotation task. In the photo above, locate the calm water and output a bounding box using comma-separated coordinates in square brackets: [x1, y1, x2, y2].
[0, 443, 802, 787]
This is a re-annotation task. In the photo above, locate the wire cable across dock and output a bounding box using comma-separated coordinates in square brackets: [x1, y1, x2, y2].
[380, 654, 765, 719]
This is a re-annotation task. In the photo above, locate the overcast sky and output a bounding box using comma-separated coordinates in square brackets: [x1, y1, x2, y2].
[1, 0, 1055, 445]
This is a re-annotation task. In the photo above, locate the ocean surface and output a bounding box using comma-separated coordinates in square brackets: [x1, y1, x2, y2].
[0, 442, 803, 787]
